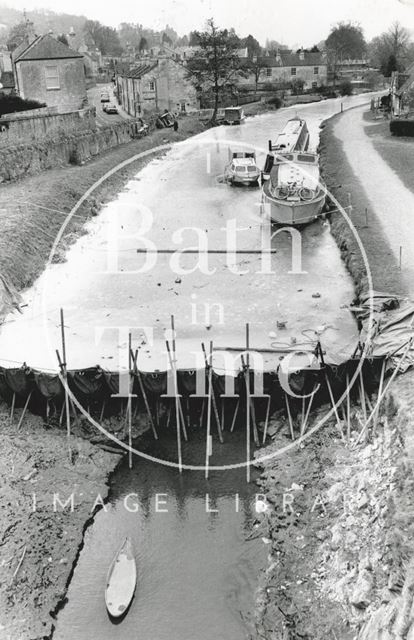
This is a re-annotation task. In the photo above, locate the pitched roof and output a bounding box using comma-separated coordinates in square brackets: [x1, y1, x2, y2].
[14, 34, 83, 62]
[122, 62, 158, 79]
[259, 51, 326, 68]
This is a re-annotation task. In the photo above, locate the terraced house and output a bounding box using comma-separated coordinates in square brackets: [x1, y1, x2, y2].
[116, 57, 199, 117]
[239, 49, 328, 91]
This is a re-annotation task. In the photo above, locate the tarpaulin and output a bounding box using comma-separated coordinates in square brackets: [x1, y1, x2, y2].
[139, 371, 168, 396]
[33, 372, 63, 400]
[67, 367, 106, 400]
[3, 366, 33, 396]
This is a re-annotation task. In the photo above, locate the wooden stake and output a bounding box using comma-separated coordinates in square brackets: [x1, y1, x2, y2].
[204, 347, 213, 480]
[10, 392, 15, 425]
[245, 324, 252, 481]
[17, 391, 32, 431]
[127, 393, 132, 469]
[359, 369, 368, 438]
[130, 349, 158, 440]
[230, 398, 240, 433]
[324, 369, 345, 441]
[57, 309, 72, 464]
[285, 393, 294, 440]
[201, 342, 223, 443]
[261, 396, 271, 444]
[346, 372, 351, 442]
[166, 340, 182, 474]
[373, 358, 386, 433]
[301, 388, 316, 437]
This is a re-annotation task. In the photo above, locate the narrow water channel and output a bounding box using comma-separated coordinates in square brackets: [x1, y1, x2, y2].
[54, 429, 267, 640]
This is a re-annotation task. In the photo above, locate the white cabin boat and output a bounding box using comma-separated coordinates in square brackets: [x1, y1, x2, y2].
[224, 149, 261, 186]
[263, 117, 310, 178]
[262, 151, 326, 226]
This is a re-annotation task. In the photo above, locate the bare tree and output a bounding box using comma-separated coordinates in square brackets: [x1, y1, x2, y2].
[185, 18, 245, 122]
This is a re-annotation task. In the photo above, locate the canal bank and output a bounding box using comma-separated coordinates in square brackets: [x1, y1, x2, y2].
[0, 93, 387, 640]
[251, 100, 414, 640]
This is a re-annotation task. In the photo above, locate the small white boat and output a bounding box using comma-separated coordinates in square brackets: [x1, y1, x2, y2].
[223, 106, 246, 125]
[105, 537, 137, 619]
[224, 149, 261, 186]
[263, 117, 310, 178]
[262, 151, 326, 226]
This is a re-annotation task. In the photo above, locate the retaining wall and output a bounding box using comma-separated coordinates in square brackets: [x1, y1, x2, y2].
[0, 121, 135, 183]
[0, 107, 96, 147]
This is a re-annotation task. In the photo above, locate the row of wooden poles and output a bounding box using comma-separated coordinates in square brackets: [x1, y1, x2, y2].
[9, 310, 413, 483]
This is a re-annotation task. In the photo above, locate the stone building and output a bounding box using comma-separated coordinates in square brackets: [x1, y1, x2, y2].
[238, 49, 328, 91]
[116, 57, 199, 116]
[12, 34, 87, 112]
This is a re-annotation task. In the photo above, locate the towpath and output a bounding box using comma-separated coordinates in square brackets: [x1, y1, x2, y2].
[332, 106, 414, 296]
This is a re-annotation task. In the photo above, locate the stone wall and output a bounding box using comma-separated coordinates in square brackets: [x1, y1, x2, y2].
[0, 121, 134, 183]
[0, 107, 96, 147]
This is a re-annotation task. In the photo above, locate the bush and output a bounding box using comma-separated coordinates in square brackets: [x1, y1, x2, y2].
[267, 96, 282, 109]
[339, 81, 353, 97]
[0, 95, 46, 117]
[390, 118, 414, 136]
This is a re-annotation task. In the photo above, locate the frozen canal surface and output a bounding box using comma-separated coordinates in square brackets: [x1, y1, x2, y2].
[0, 95, 374, 373]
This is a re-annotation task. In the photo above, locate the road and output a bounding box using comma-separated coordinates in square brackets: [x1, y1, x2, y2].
[87, 83, 132, 127]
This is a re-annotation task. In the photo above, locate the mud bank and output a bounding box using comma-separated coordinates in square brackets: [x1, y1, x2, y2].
[0, 408, 122, 640]
[253, 105, 414, 639]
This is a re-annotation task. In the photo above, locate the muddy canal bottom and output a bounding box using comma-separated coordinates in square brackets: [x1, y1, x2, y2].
[54, 430, 267, 640]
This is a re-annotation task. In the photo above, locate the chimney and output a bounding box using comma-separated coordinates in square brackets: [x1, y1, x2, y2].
[69, 26, 76, 38]
[299, 48, 305, 61]
[275, 48, 282, 64]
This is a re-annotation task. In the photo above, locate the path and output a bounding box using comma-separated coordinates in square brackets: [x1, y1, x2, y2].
[333, 106, 414, 295]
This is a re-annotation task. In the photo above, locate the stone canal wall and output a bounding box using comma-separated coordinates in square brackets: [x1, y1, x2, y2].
[0, 120, 136, 183]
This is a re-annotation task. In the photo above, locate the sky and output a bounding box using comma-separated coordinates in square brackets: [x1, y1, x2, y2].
[2, 0, 414, 46]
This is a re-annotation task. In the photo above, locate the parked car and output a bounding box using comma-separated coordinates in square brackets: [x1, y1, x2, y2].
[100, 92, 110, 103]
[103, 104, 118, 114]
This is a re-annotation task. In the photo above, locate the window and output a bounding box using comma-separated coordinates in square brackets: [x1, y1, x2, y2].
[291, 67, 296, 76]
[266, 67, 272, 77]
[149, 80, 155, 91]
[312, 81, 317, 89]
[314, 66, 319, 75]
[45, 65, 60, 90]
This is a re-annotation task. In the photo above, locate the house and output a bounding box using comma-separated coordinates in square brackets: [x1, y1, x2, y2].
[238, 49, 328, 91]
[116, 58, 199, 116]
[12, 34, 87, 113]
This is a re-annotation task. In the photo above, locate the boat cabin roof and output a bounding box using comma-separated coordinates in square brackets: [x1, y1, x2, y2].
[273, 152, 318, 164]
[272, 118, 307, 152]
[231, 157, 257, 167]
[229, 149, 256, 160]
